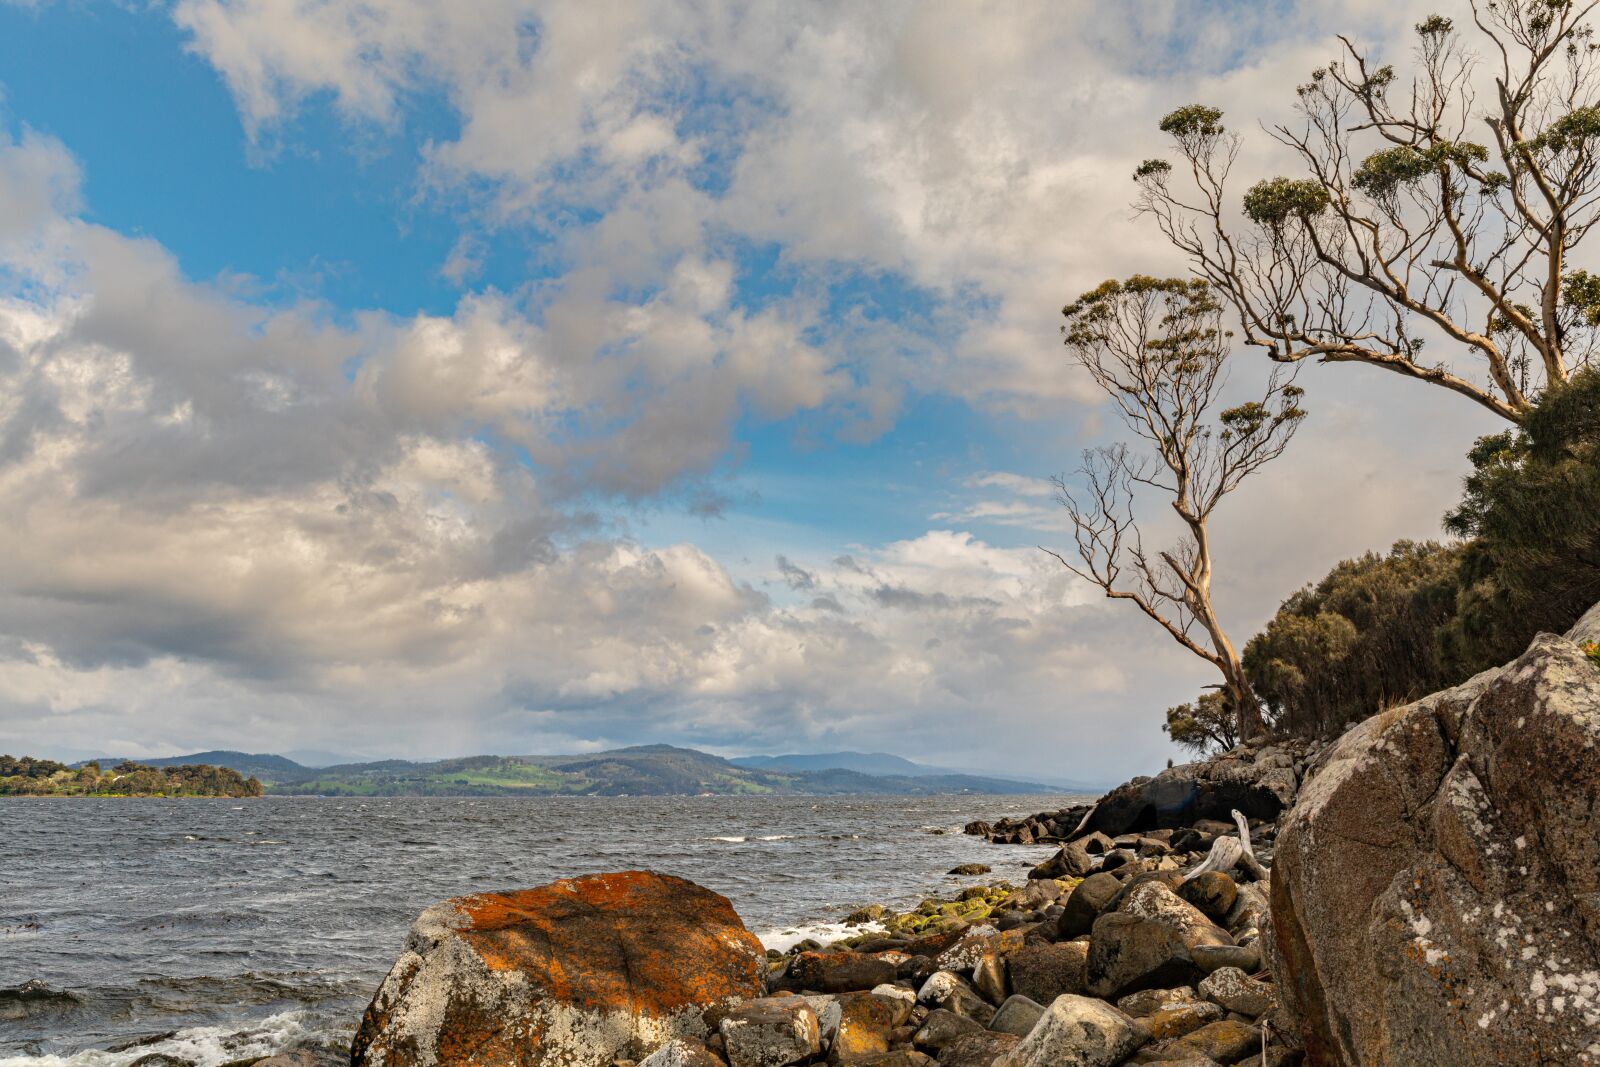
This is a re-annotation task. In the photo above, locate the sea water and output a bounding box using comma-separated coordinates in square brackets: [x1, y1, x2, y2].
[0, 793, 1080, 1064]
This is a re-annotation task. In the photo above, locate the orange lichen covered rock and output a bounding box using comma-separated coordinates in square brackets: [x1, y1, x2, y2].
[351, 871, 765, 1067]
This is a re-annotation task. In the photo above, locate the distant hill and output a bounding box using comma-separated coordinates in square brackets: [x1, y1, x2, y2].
[76, 751, 307, 783]
[733, 750, 1109, 791]
[63, 744, 1070, 797]
[732, 751, 929, 776]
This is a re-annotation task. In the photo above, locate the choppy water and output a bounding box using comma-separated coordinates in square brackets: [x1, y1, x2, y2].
[0, 793, 1080, 1065]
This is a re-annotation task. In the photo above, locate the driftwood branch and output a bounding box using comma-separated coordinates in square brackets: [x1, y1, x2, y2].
[1181, 808, 1270, 883]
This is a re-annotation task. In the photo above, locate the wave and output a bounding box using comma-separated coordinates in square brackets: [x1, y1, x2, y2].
[756, 920, 883, 954]
[0, 1009, 343, 1067]
[707, 834, 796, 843]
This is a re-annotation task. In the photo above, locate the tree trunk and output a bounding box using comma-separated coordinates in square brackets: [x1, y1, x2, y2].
[1223, 662, 1267, 742]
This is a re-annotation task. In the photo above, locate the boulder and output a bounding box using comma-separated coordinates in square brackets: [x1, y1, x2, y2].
[1177, 874, 1237, 921]
[1117, 881, 1233, 953]
[1081, 749, 1300, 839]
[786, 952, 902, 994]
[1005, 942, 1087, 1004]
[935, 928, 1014, 975]
[853, 1054, 935, 1067]
[987, 995, 1046, 1037]
[350, 871, 764, 1067]
[1196, 968, 1271, 1019]
[1114, 987, 1197, 1017]
[720, 998, 821, 1067]
[971, 952, 1007, 1006]
[1271, 607, 1600, 1066]
[911, 1009, 983, 1051]
[1140, 1019, 1258, 1064]
[638, 1038, 729, 1067]
[1144, 999, 1226, 1040]
[998, 994, 1146, 1067]
[949, 864, 991, 877]
[1085, 913, 1201, 999]
[828, 991, 913, 1064]
[1028, 842, 1094, 881]
[1189, 944, 1259, 976]
[802, 996, 843, 1052]
[1057, 873, 1122, 939]
[934, 1033, 1018, 1067]
[916, 972, 996, 1028]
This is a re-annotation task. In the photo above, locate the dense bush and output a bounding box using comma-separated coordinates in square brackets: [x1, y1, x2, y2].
[0, 756, 263, 797]
[1215, 369, 1600, 743]
[1243, 541, 1465, 738]
[1440, 368, 1600, 672]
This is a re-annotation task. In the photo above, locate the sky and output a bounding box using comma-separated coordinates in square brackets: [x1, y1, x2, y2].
[0, 0, 1507, 781]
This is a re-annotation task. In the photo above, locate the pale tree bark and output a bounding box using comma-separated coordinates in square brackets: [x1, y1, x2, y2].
[1045, 277, 1306, 743]
[1136, 3, 1600, 424]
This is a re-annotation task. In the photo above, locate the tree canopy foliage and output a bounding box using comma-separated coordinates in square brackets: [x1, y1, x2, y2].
[1441, 365, 1600, 667]
[1138, 3, 1600, 423]
[1227, 367, 1600, 741]
[0, 756, 263, 797]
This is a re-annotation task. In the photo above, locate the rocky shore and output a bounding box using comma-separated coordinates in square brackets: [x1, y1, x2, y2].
[100, 600, 1600, 1067]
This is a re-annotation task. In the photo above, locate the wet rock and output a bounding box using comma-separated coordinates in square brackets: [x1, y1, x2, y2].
[1057, 873, 1122, 939]
[986, 994, 1045, 1037]
[949, 865, 991, 877]
[127, 1057, 193, 1067]
[721, 997, 822, 1067]
[1177, 874, 1237, 921]
[1085, 913, 1201, 999]
[1005, 942, 1087, 1004]
[1000, 994, 1146, 1067]
[637, 1038, 730, 1067]
[351, 871, 764, 1067]
[911, 1009, 983, 1051]
[1197, 968, 1271, 1019]
[1271, 607, 1600, 1066]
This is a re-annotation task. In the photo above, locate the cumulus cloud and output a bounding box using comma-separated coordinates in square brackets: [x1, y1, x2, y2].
[0, 0, 1502, 782]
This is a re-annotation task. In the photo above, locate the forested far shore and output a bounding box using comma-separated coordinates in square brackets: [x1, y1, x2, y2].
[0, 755, 263, 797]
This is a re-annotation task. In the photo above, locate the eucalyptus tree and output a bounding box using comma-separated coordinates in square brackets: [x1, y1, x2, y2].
[1137, 4, 1600, 422]
[1048, 276, 1306, 742]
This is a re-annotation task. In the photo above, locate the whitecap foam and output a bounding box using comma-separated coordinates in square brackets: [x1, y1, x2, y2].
[756, 835, 794, 841]
[758, 920, 884, 953]
[0, 1009, 337, 1067]
[709, 835, 747, 843]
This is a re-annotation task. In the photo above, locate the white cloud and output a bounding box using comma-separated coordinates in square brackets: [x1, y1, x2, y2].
[0, 1, 1503, 783]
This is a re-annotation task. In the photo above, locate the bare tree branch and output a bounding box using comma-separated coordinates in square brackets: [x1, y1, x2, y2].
[1135, 6, 1600, 423]
[1046, 276, 1307, 741]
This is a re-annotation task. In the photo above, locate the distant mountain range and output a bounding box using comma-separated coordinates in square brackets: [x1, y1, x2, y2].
[74, 745, 1093, 797]
[731, 751, 1107, 792]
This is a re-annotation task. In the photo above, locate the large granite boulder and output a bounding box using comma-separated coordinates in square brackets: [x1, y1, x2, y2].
[1083, 743, 1303, 838]
[351, 871, 765, 1067]
[1271, 603, 1600, 1066]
